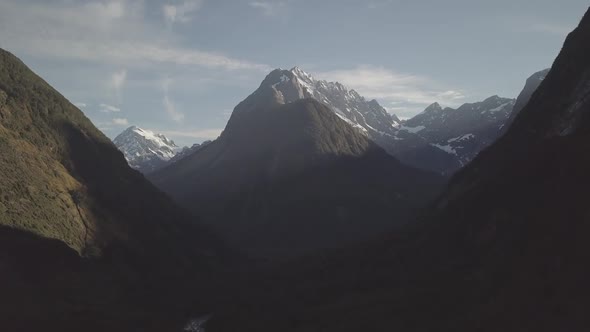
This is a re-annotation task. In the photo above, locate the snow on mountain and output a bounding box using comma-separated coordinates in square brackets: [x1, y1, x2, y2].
[113, 126, 181, 174]
[244, 67, 545, 175]
[260, 67, 401, 139]
[397, 96, 516, 171]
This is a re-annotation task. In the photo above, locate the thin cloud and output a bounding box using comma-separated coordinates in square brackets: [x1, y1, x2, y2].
[249, 1, 286, 16]
[501, 14, 576, 37]
[109, 70, 127, 97]
[0, 0, 269, 72]
[163, 0, 204, 24]
[99, 103, 122, 113]
[317, 65, 466, 110]
[162, 79, 185, 122]
[74, 102, 87, 108]
[159, 129, 223, 140]
[112, 118, 129, 126]
[163, 95, 185, 122]
[19, 39, 270, 72]
[529, 23, 574, 36]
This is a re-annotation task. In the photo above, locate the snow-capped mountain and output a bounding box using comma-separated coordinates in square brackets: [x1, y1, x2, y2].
[252, 67, 400, 139]
[150, 68, 444, 255]
[236, 67, 546, 175]
[395, 96, 516, 173]
[113, 126, 181, 174]
[290, 67, 401, 133]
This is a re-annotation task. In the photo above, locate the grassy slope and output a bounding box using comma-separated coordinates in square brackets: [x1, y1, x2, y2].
[0, 49, 228, 331]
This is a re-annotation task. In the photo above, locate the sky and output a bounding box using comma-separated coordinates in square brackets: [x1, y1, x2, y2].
[0, 0, 587, 146]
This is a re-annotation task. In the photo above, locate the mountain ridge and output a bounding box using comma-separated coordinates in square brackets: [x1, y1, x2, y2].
[151, 76, 444, 257]
[221, 65, 544, 175]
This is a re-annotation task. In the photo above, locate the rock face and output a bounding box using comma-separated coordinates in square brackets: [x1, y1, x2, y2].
[150, 70, 444, 257]
[0, 48, 224, 332]
[113, 126, 180, 174]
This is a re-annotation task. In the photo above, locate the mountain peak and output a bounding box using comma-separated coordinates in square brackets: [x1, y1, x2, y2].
[424, 102, 443, 113]
[260, 68, 294, 86]
[290, 66, 315, 85]
[113, 126, 180, 173]
[150, 83, 444, 256]
[231, 67, 399, 139]
[483, 95, 502, 102]
[290, 65, 306, 74]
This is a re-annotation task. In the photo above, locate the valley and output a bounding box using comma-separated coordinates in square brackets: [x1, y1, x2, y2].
[0, 2, 588, 332]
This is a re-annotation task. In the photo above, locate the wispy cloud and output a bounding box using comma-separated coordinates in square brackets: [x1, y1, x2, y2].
[112, 118, 129, 126]
[159, 129, 223, 140]
[109, 70, 127, 97]
[528, 23, 574, 36]
[18, 39, 270, 72]
[316, 65, 466, 112]
[0, 0, 269, 72]
[163, 96, 184, 122]
[163, 0, 204, 24]
[161, 79, 185, 122]
[74, 102, 87, 108]
[249, 1, 286, 17]
[500, 14, 576, 37]
[99, 103, 122, 113]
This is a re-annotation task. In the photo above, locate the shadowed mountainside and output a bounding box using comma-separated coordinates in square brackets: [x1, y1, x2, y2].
[0, 48, 228, 332]
[151, 72, 444, 257]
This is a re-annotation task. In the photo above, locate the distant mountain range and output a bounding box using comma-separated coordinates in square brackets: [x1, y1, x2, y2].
[212, 66, 547, 175]
[150, 68, 444, 257]
[394, 95, 516, 172]
[115, 67, 547, 176]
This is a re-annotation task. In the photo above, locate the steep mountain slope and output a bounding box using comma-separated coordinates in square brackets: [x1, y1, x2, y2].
[113, 126, 180, 173]
[241, 66, 534, 176]
[397, 95, 516, 172]
[503, 68, 550, 130]
[151, 70, 443, 257]
[208, 7, 590, 332]
[0, 49, 225, 331]
[234, 67, 410, 161]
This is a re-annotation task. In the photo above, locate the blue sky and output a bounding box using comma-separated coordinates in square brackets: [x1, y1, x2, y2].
[0, 0, 587, 146]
